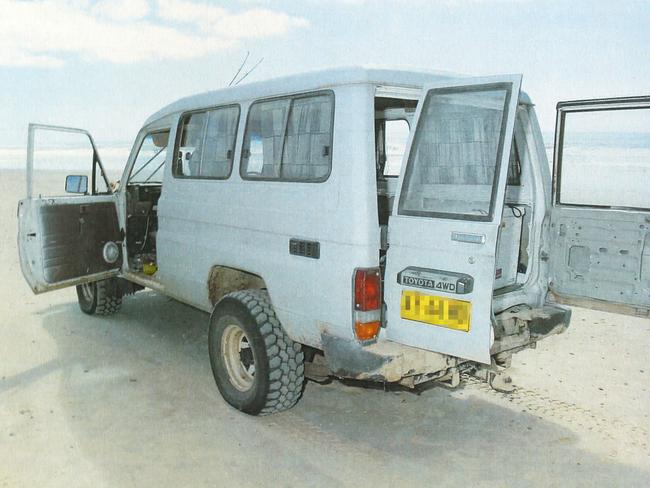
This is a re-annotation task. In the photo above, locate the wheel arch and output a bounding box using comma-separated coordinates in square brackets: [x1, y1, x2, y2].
[207, 265, 267, 307]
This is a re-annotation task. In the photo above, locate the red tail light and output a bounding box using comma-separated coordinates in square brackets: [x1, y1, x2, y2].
[354, 268, 381, 311]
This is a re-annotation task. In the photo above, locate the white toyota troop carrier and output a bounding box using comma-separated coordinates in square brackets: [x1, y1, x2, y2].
[18, 68, 650, 415]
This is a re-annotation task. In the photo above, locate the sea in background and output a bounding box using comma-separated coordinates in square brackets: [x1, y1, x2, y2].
[386, 131, 649, 209]
[0, 139, 132, 181]
[1, 132, 648, 208]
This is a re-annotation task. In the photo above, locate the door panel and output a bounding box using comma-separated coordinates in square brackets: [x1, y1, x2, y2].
[385, 75, 522, 364]
[19, 197, 121, 293]
[17, 124, 121, 294]
[40, 200, 120, 283]
[550, 97, 650, 313]
[549, 208, 649, 308]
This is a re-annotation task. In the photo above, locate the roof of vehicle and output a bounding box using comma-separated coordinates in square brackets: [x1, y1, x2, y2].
[144, 66, 529, 126]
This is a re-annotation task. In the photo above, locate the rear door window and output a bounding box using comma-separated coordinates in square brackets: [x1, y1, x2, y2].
[398, 85, 513, 220]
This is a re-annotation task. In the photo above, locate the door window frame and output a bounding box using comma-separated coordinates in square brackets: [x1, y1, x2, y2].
[25, 123, 113, 198]
[553, 96, 650, 211]
[397, 82, 515, 222]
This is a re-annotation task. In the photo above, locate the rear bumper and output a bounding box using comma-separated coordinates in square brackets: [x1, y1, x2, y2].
[321, 333, 454, 383]
[491, 303, 571, 356]
[320, 304, 571, 384]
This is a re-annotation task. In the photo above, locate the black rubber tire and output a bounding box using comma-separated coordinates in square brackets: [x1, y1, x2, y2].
[208, 289, 305, 415]
[76, 279, 123, 316]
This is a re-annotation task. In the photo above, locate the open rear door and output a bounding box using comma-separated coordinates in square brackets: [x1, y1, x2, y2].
[17, 124, 121, 294]
[384, 75, 522, 364]
[549, 97, 650, 316]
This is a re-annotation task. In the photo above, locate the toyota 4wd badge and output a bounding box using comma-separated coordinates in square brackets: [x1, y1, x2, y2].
[397, 267, 474, 295]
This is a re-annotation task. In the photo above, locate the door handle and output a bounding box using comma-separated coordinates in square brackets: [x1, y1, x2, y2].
[451, 232, 485, 244]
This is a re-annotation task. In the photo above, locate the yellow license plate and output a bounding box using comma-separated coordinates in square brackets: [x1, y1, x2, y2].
[400, 290, 471, 332]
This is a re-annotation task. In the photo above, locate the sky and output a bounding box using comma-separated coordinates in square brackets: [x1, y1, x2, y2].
[1, 0, 649, 156]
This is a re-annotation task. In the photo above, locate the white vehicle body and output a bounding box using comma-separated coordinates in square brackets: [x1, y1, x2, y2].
[17, 68, 650, 394]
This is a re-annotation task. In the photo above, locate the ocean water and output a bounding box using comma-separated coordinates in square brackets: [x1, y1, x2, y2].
[2, 132, 648, 208]
[0, 141, 132, 175]
[542, 132, 650, 208]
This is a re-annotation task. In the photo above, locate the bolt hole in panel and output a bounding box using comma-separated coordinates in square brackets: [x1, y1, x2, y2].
[551, 212, 650, 308]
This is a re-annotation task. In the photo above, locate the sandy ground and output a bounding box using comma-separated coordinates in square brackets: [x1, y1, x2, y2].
[1, 169, 649, 487]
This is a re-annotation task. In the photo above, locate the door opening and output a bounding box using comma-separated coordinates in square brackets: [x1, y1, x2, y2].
[124, 130, 169, 279]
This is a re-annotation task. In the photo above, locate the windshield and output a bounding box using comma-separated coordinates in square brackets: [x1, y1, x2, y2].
[128, 131, 170, 184]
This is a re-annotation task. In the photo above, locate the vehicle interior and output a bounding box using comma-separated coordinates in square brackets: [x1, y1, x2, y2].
[374, 96, 417, 249]
[124, 130, 169, 279]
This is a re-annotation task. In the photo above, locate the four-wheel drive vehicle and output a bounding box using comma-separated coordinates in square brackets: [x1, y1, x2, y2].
[18, 68, 650, 415]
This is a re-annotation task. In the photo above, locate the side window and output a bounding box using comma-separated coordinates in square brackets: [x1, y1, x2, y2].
[383, 119, 410, 177]
[558, 107, 650, 209]
[128, 131, 170, 184]
[174, 105, 240, 179]
[241, 92, 334, 181]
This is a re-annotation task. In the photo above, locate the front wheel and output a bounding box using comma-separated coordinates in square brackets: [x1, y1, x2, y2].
[76, 278, 122, 316]
[208, 290, 305, 415]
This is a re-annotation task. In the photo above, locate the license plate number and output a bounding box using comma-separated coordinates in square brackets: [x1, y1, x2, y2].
[400, 290, 471, 332]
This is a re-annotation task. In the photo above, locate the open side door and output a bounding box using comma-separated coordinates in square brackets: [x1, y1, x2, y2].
[384, 75, 522, 364]
[549, 97, 650, 316]
[18, 124, 122, 294]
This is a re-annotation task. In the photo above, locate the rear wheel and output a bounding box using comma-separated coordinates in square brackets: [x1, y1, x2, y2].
[208, 290, 305, 415]
[76, 278, 122, 316]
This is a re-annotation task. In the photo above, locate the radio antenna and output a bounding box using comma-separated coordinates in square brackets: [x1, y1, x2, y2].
[234, 57, 264, 85]
[228, 51, 250, 87]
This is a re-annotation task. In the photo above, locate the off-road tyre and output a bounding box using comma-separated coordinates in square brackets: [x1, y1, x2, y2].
[76, 278, 123, 316]
[209, 289, 305, 415]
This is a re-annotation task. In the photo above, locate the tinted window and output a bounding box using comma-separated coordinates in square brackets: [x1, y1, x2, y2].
[175, 105, 239, 179]
[241, 92, 334, 181]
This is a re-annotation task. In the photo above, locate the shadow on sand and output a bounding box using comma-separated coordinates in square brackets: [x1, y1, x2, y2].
[33, 291, 650, 487]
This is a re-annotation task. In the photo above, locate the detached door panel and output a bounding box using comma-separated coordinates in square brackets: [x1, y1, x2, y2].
[385, 75, 522, 364]
[549, 97, 650, 313]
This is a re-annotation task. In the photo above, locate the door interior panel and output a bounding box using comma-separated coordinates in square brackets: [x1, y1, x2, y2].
[550, 97, 650, 312]
[39, 201, 120, 283]
[549, 207, 650, 308]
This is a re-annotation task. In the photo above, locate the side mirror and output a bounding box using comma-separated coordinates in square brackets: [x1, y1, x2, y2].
[65, 175, 88, 194]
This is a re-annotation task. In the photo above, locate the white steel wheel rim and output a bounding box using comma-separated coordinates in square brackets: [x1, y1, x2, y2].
[80, 283, 94, 302]
[221, 323, 255, 392]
